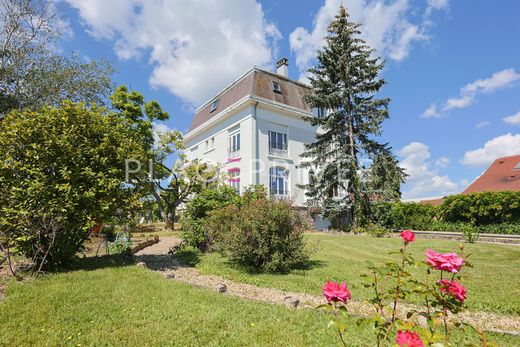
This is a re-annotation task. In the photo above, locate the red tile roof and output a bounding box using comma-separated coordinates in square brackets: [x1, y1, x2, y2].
[463, 155, 520, 194]
[189, 69, 311, 132]
[419, 198, 445, 206]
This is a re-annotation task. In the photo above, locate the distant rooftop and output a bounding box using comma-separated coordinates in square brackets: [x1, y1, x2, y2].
[463, 155, 520, 194]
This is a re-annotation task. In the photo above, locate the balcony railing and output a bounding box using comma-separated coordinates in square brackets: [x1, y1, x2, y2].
[269, 142, 288, 157]
[228, 147, 240, 159]
[270, 189, 290, 197]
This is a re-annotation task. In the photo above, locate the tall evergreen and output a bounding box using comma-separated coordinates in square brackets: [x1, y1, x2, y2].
[299, 6, 406, 228]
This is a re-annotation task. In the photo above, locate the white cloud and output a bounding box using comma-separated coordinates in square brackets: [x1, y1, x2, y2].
[289, 0, 446, 81]
[66, 0, 281, 105]
[399, 142, 460, 199]
[422, 103, 440, 118]
[427, 0, 449, 11]
[435, 156, 450, 168]
[503, 111, 520, 125]
[476, 121, 490, 128]
[152, 122, 174, 148]
[443, 95, 473, 110]
[424, 68, 520, 116]
[461, 69, 520, 95]
[461, 133, 520, 167]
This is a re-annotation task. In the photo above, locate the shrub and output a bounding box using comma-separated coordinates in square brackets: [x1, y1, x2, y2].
[439, 191, 520, 225]
[460, 224, 479, 243]
[180, 185, 239, 251]
[364, 223, 389, 238]
[319, 230, 489, 346]
[207, 199, 308, 273]
[371, 202, 438, 230]
[0, 102, 145, 270]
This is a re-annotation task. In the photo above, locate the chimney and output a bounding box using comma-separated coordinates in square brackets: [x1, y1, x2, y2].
[276, 58, 288, 78]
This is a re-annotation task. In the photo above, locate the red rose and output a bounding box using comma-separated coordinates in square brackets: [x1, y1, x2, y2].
[400, 230, 415, 243]
[322, 281, 351, 303]
[396, 330, 424, 347]
[426, 249, 463, 273]
[438, 279, 467, 303]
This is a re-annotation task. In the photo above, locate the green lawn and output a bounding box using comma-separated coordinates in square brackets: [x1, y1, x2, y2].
[182, 233, 520, 315]
[0, 256, 517, 346]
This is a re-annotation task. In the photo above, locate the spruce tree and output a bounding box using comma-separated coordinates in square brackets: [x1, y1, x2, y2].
[299, 6, 406, 228]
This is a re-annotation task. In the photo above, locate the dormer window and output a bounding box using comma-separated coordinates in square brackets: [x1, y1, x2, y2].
[514, 162, 520, 170]
[210, 98, 219, 113]
[272, 81, 281, 93]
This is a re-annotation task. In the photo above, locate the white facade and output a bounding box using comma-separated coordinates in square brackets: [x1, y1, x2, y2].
[183, 67, 318, 206]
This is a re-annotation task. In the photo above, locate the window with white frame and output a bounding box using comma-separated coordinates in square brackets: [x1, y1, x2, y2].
[228, 168, 240, 194]
[268, 130, 288, 157]
[228, 131, 240, 158]
[270, 167, 289, 196]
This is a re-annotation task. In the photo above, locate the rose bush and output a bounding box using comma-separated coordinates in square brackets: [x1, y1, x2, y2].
[396, 330, 424, 347]
[425, 249, 464, 273]
[318, 230, 495, 346]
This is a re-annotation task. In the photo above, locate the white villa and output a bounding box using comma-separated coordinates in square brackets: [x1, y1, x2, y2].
[183, 59, 320, 206]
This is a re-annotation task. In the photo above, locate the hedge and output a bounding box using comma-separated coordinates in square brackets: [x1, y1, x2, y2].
[370, 191, 520, 235]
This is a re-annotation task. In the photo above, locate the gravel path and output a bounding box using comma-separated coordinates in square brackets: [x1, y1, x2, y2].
[134, 237, 520, 336]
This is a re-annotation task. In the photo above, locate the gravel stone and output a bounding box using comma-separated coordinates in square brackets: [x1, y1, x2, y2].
[216, 283, 227, 293]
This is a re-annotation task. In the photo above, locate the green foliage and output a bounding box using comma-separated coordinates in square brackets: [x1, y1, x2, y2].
[299, 6, 406, 227]
[0, 102, 145, 270]
[363, 223, 389, 238]
[207, 199, 309, 273]
[460, 224, 479, 243]
[0, 1, 114, 116]
[241, 185, 269, 204]
[111, 85, 215, 229]
[372, 202, 439, 230]
[370, 193, 520, 235]
[439, 192, 520, 225]
[357, 237, 473, 346]
[180, 185, 240, 251]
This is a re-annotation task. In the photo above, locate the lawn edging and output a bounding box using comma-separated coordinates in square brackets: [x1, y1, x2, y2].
[131, 236, 160, 254]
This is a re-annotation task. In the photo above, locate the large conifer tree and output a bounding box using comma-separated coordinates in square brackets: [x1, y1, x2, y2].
[300, 6, 406, 228]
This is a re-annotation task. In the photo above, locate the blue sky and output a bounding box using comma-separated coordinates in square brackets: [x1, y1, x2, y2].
[60, 0, 520, 199]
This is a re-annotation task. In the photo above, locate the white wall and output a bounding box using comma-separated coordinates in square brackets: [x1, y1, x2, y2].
[183, 100, 318, 206]
[256, 104, 317, 206]
[184, 104, 256, 191]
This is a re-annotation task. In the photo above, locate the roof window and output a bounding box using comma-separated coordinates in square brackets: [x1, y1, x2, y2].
[210, 99, 219, 113]
[272, 81, 281, 93]
[514, 162, 520, 170]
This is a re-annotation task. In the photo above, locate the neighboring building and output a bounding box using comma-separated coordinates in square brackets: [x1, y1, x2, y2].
[183, 59, 320, 206]
[463, 155, 520, 194]
[419, 155, 520, 205]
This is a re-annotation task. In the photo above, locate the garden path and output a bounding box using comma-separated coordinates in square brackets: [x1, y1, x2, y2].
[135, 236, 520, 336]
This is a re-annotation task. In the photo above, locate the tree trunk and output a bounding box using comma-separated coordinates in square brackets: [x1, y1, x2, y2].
[165, 209, 175, 230]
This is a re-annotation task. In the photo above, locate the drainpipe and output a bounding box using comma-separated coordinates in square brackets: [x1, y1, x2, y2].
[252, 100, 260, 184]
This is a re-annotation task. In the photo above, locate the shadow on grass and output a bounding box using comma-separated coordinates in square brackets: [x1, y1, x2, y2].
[224, 258, 327, 275]
[175, 248, 200, 267]
[69, 253, 134, 272]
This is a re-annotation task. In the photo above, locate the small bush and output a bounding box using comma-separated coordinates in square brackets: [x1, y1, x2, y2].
[207, 199, 308, 273]
[180, 185, 239, 251]
[459, 224, 479, 243]
[364, 223, 389, 238]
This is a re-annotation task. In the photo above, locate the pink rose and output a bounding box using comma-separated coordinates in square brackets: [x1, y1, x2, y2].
[400, 230, 415, 243]
[438, 279, 467, 303]
[322, 281, 351, 303]
[396, 330, 424, 347]
[425, 249, 463, 273]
